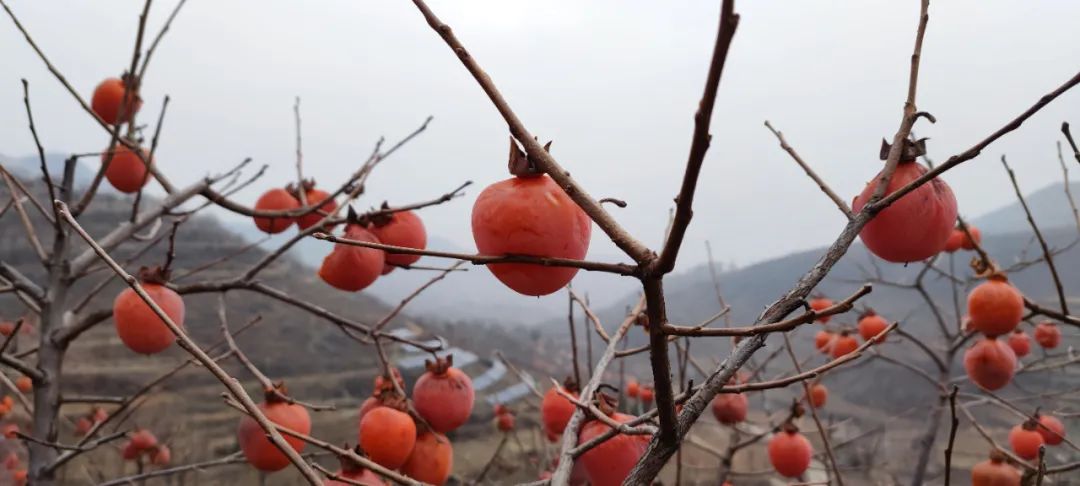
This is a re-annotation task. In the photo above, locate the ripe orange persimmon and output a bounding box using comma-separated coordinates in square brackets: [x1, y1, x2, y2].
[626, 379, 640, 399]
[857, 310, 889, 343]
[830, 332, 858, 359]
[318, 224, 385, 292]
[964, 337, 1017, 391]
[12, 469, 26, 486]
[542, 383, 578, 436]
[851, 153, 957, 263]
[809, 383, 828, 408]
[358, 397, 379, 422]
[102, 144, 152, 194]
[291, 184, 339, 231]
[401, 431, 453, 485]
[960, 226, 982, 250]
[369, 210, 427, 270]
[578, 413, 650, 486]
[1036, 413, 1066, 445]
[253, 188, 300, 234]
[495, 411, 515, 432]
[151, 445, 171, 466]
[471, 157, 591, 296]
[809, 297, 833, 323]
[711, 393, 748, 425]
[237, 393, 311, 472]
[0, 321, 15, 337]
[91, 77, 142, 125]
[639, 386, 655, 404]
[768, 423, 813, 478]
[113, 267, 184, 355]
[14, 376, 30, 394]
[130, 428, 158, 449]
[1006, 329, 1031, 358]
[814, 330, 835, 354]
[412, 356, 474, 433]
[359, 405, 416, 470]
[943, 229, 964, 253]
[968, 274, 1024, 337]
[971, 449, 1020, 486]
[1008, 421, 1044, 460]
[75, 417, 92, 436]
[1034, 322, 1061, 349]
[325, 454, 387, 486]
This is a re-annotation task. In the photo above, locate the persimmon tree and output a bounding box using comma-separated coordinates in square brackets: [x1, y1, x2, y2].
[0, 0, 1078, 485]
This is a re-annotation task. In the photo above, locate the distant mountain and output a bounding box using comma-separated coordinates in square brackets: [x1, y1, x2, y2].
[1, 152, 97, 189]
[972, 181, 1080, 234]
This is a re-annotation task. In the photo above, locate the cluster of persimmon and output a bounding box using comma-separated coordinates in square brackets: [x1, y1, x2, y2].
[90, 76, 157, 196]
[1, 452, 27, 486]
[962, 264, 1030, 391]
[623, 379, 655, 407]
[492, 403, 515, 433]
[0, 396, 15, 420]
[1007, 412, 1068, 461]
[237, 356, 471, 485]
[812, 301, 888, 359]
[73, 407, 109, 437]
[119, 428, 170, 466]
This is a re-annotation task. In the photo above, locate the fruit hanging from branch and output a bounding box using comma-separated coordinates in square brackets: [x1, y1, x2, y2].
[471, 139, 592, 296]
[768, 422, 813, 478]
[964, 336, 1017, 391]
[968, 273, 1025, 337]
[412, 355, 475, 433]
[1008, 420, 1045, 460]
[1034, 321, 1061, 349]
[401, 431, 453, 486]
[289, 180, 339, 231]
[318, 218, 385, 292]
[542, 378, 579, 439]
[102, 144, 152, 194]
[253, 188, 301, 234]
[112, 266, 185, 355]
[91, 75, 142, 125]
[358, 398, 417, 470]
[970, 449, 1021, 486]
[369, 208, 427, 274]
[237, 386, 311, 472]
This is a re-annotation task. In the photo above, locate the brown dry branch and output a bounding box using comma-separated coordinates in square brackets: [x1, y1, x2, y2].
[781, 332, 844, 486]
[764, 121, 852, 219]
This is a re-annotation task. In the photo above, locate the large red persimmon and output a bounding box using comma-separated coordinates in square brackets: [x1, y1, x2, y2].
[358, 406, 416, 470]
[768, 423, 813, 478]
[851, 155, 957, 263]
[412, 356, 474, 433]
[91, 77, 142, 125]
[237, 392, 311, 472]
[401, 431, 453, 485]
[113, 267, 184, 355]
[578, 413, 650, 486]
[318, 224, 385, 292]
[472, 172, 591, 296]
[370, 210, 427, 271]
[103, 144, 152, 194]
[968, 274, 1024, 337]
[710, 393, 748, 424]
[253, 188, 300, 234]
[964, 337, 1017, 391]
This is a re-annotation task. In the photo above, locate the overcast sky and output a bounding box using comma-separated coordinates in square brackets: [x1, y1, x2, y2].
[2, 0, 1078, 270]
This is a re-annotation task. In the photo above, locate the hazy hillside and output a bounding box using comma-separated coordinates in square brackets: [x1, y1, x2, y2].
[1, 152, 96, 189]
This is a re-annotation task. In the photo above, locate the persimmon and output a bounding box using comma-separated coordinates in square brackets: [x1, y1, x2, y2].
[857, 310, 889, 343]
[1034, 322, 1061, 349]
[1008, 420, 1044, 460]
[290, 183, 339, 231]
[121, 440, 140, 460]
[91, 76, 142, 125]
[964, 337, 1017, 391]
[639, 386, 655, 404]
[809, 383, 828, 408]
[12, 469, 26, 486]
[75, 417, 92, 436]
[358, 405, 416, 470]
[851, 144, 958, 263]
[943, 229, 964, 253]
[93, 407, 108, 423]
[1035, 413, 1066, 445]
[113, 267, 184, 355]
[1006, 329, 1031, 358]
[3, 452, 17, 470]
[626, 379, 640, 399]
[578, 413, 650, 486]
[542, 382, 578, 436]
[809, 297, 833, 323]
[369, 210, 427, 269]
[151, 445, 171, 466]
[830, 331, 858, 359]
[130, 428, 158, 449]
[710, 393, 748, 424]
[0, 321, 14, 337]
[319, 224, 385, 292]
[103, 144, 152, 194]
[768, 423, 813, 478]
[971, 449, 1020, 486]
[237, 390, 311, 472]
[814, 330, 835, 354]
[471, 144, 591, 296]
[968, 274, 1024, 337]
[401, 431, 453, 485]
[412, 355, 474, 433]
[2, 424, 19, 439]
[325, 452, 387, 486]
[359, 397, 379, 422]
[253, 188, 300, 234]
[495, 411, 515, 432]
[961, 226, 982, 250]
[14, 376, 30, 394]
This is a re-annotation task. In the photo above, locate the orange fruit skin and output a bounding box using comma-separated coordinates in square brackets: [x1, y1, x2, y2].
[324, 468, 387, 486]
[971, 458, 1020, 486]
[358, 406, 416, 470]
[961, 227, 982, 250]
[625, 380, 639, 399]
[103, 145, 152, 194]
[541, 387, 577, 436]
[1008, 424, 1044, 460]
[295, 188, 339, 231]
[943, 229, 964, 253]
[412, 366, 475, 433]
[809, 384, 828, 408]
[318, 225, 385, 292]
[370, 211, 427, 267]
[237, 401, 311, 472]
[471, 175, 592, 296]
[809, 298, 833, 323]
[1034, 322, 1061, 349]
[91, 77, 141, 125]
[1006, 330, 1031, 358]
[852, 161, 957, 263]
[858, 314, 889, 343]
[830, 335, 858, 359]
[968, 278, 1024, 337]
[14, 376, 31, 394]
[768, 430, 813, 478]
[710, 393, 748, 424]
[113, 283, 184, 355]
[578, 413, 650, 486]
[253, 188, 300, 234]
[1037, 414, 1066, 445]
[814, 330, 835, 354]
[964, 337, 1017, 391]
[401, 431, 453, 485]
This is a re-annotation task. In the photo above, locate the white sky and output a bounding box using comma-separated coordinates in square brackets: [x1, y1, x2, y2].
[2, 0, 1078, 269]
